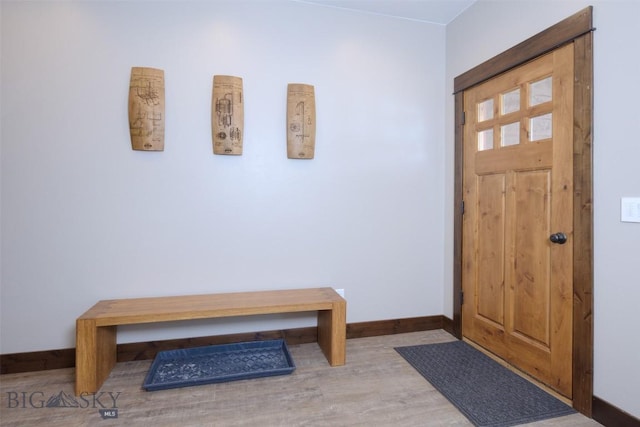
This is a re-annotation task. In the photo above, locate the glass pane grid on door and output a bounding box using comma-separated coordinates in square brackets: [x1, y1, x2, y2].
[501, 122, 520, 147]
[530, 76, 552, 106]
[527, 76, 553, 142]
[530, 113, 552, 141]
[475, 79, 556, 151]
[477, 98, 495, 122]
[501, 88, 521, 115]
[478, 128, 494, 151]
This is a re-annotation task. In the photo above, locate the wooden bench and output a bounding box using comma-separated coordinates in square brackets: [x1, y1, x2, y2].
[75, 287, 346, 395]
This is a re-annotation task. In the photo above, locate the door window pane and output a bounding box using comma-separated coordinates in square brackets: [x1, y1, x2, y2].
[530, 77, 552, 106]
[478, 129, 494, 151]
[530, 113, 552, 141]
[477, 99, 494, 122]
[501, 122, 520, 147]
[501, 89, 520, 115]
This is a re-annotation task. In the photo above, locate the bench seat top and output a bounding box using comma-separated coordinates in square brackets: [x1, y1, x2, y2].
[78, 287, 344, 327]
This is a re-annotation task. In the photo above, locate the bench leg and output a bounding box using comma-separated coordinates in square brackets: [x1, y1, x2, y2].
[317, 299, 346, 366]
[76, 319, 117, 395]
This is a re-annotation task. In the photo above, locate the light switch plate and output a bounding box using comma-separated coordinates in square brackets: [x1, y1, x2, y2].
[621, 197, 640, 223]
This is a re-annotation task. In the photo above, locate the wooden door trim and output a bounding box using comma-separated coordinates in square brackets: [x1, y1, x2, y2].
[570, 30, 594, 416]
[452, 6, 594, 416]
[453, 6, 593, 93]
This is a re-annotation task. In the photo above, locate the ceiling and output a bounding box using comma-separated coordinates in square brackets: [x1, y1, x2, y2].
[298, 0, 477, 25]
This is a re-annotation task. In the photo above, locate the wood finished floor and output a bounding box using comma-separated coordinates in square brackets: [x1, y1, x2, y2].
[0, 330, 601, 427]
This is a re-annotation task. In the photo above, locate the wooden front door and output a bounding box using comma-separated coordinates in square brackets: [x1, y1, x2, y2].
[462, 43, 574, 398]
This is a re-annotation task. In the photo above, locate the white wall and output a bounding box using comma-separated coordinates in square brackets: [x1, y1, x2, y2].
[446, 0, 640, 418]
[0, 1, 446, 353]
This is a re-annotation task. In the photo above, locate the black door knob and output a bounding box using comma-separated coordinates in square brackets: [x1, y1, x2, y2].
[549, 232, 568, 244]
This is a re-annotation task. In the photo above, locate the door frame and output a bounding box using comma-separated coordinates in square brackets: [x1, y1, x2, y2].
[451, 7, 594, 416]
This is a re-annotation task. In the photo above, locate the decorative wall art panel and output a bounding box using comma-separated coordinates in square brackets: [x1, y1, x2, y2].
[212, 75, 244, 155]
[128, 67, 165, 151]
[287, 84, 316, 159]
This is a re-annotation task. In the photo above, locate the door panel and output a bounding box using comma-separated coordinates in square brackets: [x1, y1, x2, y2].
[512, 170, 551, 346]
[476, 173, 506, 326]
[462, 44, 574, 397]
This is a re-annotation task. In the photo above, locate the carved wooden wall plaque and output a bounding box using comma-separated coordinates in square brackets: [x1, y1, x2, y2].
[128, 67, 165, 151]
[212, 75, 244, 155]
[287, 83, 316, 159]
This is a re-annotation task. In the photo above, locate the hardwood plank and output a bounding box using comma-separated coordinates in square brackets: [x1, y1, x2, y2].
[80, 288, 342, 326]
[317, 300, 346, 366]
